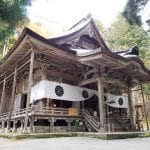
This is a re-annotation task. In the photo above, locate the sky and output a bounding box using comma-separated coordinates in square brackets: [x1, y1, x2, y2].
[28, 0, 150, 33]
[28, 0, 128, 31]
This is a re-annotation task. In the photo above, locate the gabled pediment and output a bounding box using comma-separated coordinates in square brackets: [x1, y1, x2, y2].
[49, 14, 109, 51]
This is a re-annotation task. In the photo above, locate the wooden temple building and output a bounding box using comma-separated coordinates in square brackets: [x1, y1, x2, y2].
[0, 15, 150, 133]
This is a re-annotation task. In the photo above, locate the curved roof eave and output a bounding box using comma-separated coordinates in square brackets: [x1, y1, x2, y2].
[77, 47, 150, 77]
[3, 27, 76, 61]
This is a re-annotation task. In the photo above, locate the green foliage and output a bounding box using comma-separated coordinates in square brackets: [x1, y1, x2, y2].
[122, 0, 149, 26]
[100, 14, 150, 69]
[0, 0, 31, 56]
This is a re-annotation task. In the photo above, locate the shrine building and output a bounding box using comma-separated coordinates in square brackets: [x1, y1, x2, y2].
[0, 15, 150, 133]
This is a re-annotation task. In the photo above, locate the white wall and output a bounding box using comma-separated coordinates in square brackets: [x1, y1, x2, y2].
[105, 93, 128, 108]
[30, 80, 97, 103]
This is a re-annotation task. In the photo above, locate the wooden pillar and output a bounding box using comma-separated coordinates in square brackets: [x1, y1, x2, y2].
[24, 50, 34, 132]
[1, 120, 5, 132]
[20, 120, 24, 133]
[140, 83, 149, 130]
[97, 78, 105, 131]
[12, 120, 17, 133]
[7, 66, 17, 131]
[67, 120, 72, 131]
[50, 117, 55, 131]
[130, 88, 137, 128]
[0, 76, 6, 113]
[29, 117, 34, 132]
[46, 98, 49, 108]
[128, 87, 136, 130]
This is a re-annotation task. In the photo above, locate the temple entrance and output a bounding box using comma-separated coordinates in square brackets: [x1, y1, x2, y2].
[53, 99, 72, 108]
[20, 94, 27, 109]
[84, 95, 99, 112]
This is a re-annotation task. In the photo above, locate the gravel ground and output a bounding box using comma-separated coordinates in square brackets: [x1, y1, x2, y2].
[0, 137, 150, 150]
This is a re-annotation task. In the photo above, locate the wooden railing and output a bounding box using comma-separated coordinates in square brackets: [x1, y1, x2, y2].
[32, 107, 70, 116]
[0, 107, 82, 121]
[0, 108, 31, 120]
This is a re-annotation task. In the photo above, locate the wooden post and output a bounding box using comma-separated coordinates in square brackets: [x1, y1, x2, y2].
[97, 78, 105, 131]
[50, 117, 55, 131]
[130, 87, 137, 128]
[1, 120, 5, 132]
[67, 120, 72, 131]
[140, 83, 149, 130]
[29, 117, 34, 132]
[0, 76, 6, 113]
[128, 87, 136, 130]
[12, 120, 17, 133]
[24, 50, 34, 132]
[46, 98, 49, 108]
[20, 120, 24, 133]
[7, 66, 17, 131]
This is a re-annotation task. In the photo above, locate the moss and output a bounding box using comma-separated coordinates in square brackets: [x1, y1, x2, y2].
[143, 132, 150, 137]
[0, 132, 143, 140]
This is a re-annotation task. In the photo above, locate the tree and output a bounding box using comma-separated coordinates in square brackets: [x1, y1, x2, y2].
[122, 0, 149, 26]
[0, 0, 31, 57]
[105, 14, 150, 69]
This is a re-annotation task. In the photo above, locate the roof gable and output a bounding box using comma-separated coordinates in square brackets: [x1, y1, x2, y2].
[49, 14, 110, 51]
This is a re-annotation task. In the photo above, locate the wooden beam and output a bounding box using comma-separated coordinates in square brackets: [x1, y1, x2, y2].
[80, 61, 99, 68]
[0, 50, 31, 85]
[84, 69, 95, 77]
[78, 54, 102, 62]
[24, 50, 34, 132]
[0, 59, 30, 85]
[79, 78, 98, 86]
[102, 77, 127, 89]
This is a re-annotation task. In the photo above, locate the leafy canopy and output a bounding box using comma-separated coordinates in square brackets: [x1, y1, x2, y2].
[0, 0, 30, 52]
[122, 0, 149, 26]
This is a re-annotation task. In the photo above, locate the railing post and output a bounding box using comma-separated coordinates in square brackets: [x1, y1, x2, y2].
[50, 117, 55, 131]
[1, 120, 5, 132]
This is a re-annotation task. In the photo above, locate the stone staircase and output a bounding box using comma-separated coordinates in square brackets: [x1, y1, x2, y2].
[83, 110, 99, 132]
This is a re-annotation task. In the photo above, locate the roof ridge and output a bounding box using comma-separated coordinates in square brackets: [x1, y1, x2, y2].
[69, 13, 92, 30]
